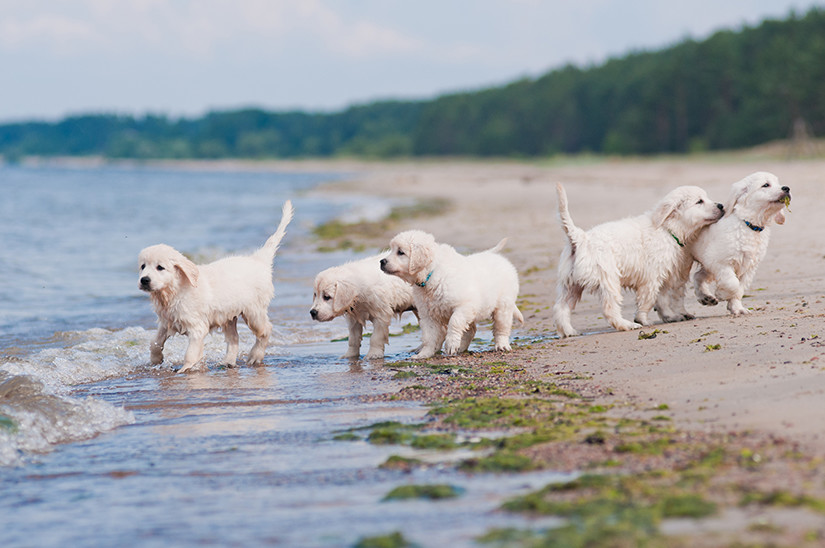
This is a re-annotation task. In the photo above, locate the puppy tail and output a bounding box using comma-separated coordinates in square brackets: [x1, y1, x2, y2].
[556, 183, 584, 247]
[488, 238, 508, 253]
[256, 200, 295, 262]
[513, 306, 524, 325]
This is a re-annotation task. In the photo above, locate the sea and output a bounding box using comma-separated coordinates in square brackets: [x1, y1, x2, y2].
[0, 163, 567, 547]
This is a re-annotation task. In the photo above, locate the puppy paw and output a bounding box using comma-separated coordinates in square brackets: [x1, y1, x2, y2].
[698, 294, 718, 306]
[728, 304, 749, 316]
[614, 320, 642, 331]
[413, 349, 436, 359]
[494, 343, 512, 352]
[364, 351, 384, 360]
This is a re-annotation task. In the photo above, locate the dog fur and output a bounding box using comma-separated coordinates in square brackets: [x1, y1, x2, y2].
[554, 183, 724, 337]
[138, 200, 294, 372]
[692, 171, 790, 316]
[380, 230, 523, 359]
[310, 255, 417, 359]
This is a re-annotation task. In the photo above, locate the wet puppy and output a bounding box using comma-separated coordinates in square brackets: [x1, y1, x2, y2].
[310, 255, 417, 359]
[380, 230, 523, 359]
[554, 183, 724, 337]
[693, 172, 790, 316]
[138, 201, 294, 372]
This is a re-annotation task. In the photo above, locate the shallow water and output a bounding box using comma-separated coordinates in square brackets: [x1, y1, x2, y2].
[0, 164, 566, 546]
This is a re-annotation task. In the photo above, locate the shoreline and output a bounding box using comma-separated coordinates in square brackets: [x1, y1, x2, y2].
[323, 157, 825, 544]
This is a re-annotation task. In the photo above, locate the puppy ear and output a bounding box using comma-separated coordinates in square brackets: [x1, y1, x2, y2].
[175, 256, 199, 287]
[332, 281, 357, 315]
[651, 199, 677, 229]
[408, 241, 434, 274]
[724, 178, 750, 214]
[774, 210, 786, 225]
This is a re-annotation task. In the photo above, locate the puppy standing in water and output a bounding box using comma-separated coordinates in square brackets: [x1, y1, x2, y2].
[138, 200, 294, 373]
[693, 172, 790, 316]
[380, 230, 523, 359]
[310, 255, 417, 359]
[554, 183, 724, 337]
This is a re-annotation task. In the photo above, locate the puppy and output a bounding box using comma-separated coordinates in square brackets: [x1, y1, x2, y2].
[693, 171, 790, 316]
[554, 183, 724, 337]
[380, 230, 523, 359]
[310, 255, 417, 359]
[139, 200, 294, 372]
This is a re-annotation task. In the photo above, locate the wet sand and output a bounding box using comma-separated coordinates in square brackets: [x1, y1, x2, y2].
[326, 157, 825, 454]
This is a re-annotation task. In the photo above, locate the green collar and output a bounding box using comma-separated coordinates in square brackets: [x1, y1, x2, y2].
[669, 231, 685, 247]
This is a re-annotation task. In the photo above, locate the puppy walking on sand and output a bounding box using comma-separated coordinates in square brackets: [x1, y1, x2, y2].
[138, 200, 294, 372]
[553, 183, 724, 337]
[380, 230, 523, 359]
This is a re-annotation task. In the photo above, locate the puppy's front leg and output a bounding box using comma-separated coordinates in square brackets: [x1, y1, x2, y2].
[179, 327, 207, 373]
[150, 325, 169, 365]
[342, 316, 362, 359]
[444, 310, 472, 355]
[694, 266, 718, 306]
[414, 316, 442, 359]
[222, 317, 239, 367]
[715, 268, 748, 316]
[365, 320, 389, 359]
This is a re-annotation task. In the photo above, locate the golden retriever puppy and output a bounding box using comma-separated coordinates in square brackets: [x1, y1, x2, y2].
[380, 230, 523, 359]
[693, 172, 790, 316]
[554, 183, 724, 337]
[138, 200, 294, 372]
[310, 255, 417, 359]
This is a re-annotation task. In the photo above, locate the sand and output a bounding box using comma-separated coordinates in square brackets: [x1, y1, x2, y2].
[325, 156, 825, 455]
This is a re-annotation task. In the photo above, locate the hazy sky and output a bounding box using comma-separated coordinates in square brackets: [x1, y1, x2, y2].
[1, 0, 823, 122]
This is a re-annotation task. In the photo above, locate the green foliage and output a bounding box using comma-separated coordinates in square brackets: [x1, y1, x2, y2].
[383, 484, 463, 501]
[353, 532, 416, 548]
[2, 10, 825, 159]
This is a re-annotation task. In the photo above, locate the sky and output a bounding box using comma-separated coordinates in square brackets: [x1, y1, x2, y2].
[1, 0, 823, 123]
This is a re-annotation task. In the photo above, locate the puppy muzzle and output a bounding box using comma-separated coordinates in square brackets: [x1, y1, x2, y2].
[139, 276, 152, 291]
[379, 258, 390, 273]
[310, 309, 319, 320]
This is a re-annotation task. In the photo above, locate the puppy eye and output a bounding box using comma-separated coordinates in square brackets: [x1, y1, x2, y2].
[696, 199, 704, 204]
[140, 264, 146, 270]
[323, 294, 331, 301]
[156, 265, 165, 271]
[397, 249, 405, 256]
[762, 182, 770, 188]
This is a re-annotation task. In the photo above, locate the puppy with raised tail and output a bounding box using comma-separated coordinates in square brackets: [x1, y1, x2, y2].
[380, 230, 523, 359]
[554, 183, 724, 337]
[310, 255, 417, 359]
[693, 171, 790, 316]
[138, 200, 294, 372]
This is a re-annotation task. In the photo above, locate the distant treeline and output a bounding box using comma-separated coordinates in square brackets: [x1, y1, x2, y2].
[2, 9, 824, 160]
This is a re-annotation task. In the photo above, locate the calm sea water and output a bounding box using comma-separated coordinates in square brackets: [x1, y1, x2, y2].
[0, 164, 565, 547]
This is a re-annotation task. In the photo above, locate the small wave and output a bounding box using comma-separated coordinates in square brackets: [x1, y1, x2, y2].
[0, 371, 134, 466]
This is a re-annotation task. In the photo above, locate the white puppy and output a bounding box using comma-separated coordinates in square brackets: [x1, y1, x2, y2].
[138, 201, 294, 372]
[380, 230, 523, 359]
[693, 171, 790, 316]
[310, 255, 417, 359]
[554, 183, 724, 337]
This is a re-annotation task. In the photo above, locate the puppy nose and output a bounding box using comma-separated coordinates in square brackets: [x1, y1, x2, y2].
[140, 276, 151, 286]
[379, 258, 387, 267]
[310, 309, 318, 319]
[781, 186, 790, 193]
[716, 203, 724, 211]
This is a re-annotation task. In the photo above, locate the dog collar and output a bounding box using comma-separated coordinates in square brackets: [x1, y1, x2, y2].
[669, 231, 685, 247]
[743, 220, 764, 232]
[416, 271, 433, 287]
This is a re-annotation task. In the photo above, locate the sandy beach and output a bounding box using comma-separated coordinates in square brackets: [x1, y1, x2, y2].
[326, 157, 825, 450]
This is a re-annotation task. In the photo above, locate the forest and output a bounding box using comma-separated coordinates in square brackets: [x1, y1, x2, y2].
[1, 8, 823, 160]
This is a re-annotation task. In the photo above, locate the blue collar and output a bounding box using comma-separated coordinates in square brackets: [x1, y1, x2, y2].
[744, 220, 764, 232]
[417, 271, 433, 287]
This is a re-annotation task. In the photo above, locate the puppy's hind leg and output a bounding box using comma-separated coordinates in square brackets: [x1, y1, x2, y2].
[553, 283, 582, 338]
[444, 309, 474, 355]
[243, 310, 272, 366]
[633, 283, 659, 326]
[222, 316, 240, 367]
[694, 266, 718, 306]
[492, 305, 515, 351]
